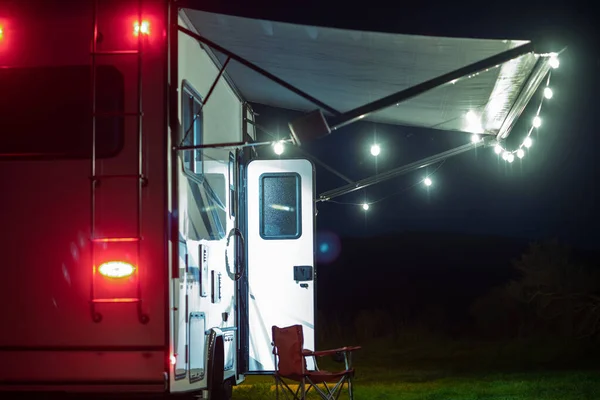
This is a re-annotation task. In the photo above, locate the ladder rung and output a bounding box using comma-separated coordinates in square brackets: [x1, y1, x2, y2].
[91, 50, 139, 55]
[91, 174, 144, 180]
[92, 298, 141, 304]
[92, 237, 141, 243]
[94, 111, 143, 117]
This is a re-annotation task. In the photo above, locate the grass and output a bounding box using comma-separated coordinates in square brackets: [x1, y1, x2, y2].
[233, 370, 599, 399]
[232, 331, 600, 399]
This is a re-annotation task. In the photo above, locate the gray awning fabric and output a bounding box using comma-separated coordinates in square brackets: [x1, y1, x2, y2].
[182, 9, 540, 135]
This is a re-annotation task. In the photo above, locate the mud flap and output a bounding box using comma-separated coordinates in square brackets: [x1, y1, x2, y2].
[206, 328, 226, 400]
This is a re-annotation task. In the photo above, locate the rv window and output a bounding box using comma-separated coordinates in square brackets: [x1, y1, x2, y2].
[181, 82, 203, 173]
[259, 173, 302, 240]
[0, 65, 124, 159]
[184, 173, 227, 241]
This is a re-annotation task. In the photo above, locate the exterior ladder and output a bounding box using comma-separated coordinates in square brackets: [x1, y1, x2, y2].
[89, 0, 149, 324]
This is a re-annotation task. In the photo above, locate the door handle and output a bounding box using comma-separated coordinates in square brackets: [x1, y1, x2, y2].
[299, 283, 309, 289]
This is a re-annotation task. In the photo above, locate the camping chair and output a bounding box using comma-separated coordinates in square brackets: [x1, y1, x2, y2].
[272, 324, 360, 400]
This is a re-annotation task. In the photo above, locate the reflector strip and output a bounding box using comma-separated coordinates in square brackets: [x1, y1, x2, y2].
[92, 298, 140, 303]
[92, 237, 140, 243]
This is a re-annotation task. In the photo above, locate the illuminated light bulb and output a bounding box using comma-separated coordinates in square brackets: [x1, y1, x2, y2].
[170, 354, 177, 365]
[471, 134, 481, 144]
[507, 153, 515, 163]
[532, 116, 542, 128]
[549, 55, 560, 69]
[523, 136, 533, 148]
[544, 87, 553, 99]
[494, 144, 503, 154]
[362, 203, 370, 211]
[273, 141, 284, 155]
[502, 151, 510, 161]
[516, 149, 525, 159]
[98, 261, 135, 278]
[465, 110, 484, 133]
[423, 177, 432, 187]
[370, 144, 381, 156]
[134, 20, 150, 36]
[466, 110, 477, 122]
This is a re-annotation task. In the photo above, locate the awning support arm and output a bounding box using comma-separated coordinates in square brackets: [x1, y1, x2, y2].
[327, 42, 535, 131]
[177, 26, 342, 117]
[318, 139, 488, 202]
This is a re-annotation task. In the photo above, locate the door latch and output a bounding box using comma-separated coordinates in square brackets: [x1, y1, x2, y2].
[293, 265, 313, 282]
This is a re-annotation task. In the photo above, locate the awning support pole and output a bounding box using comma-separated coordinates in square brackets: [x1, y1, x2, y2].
[327, 42, 535, 131]
[318, 140, 488, 202]
[177, 26, 342, 116]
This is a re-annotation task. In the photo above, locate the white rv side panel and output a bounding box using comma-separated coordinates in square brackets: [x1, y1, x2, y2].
[168, 15, 243, 393]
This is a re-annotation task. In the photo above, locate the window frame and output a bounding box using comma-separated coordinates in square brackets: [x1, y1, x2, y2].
[258, 172, 302, 240]
[181, 80, 204, 174]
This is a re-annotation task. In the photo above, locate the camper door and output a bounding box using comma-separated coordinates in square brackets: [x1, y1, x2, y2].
[245, 158, 315, 372]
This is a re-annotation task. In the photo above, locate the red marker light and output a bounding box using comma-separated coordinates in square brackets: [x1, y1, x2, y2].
[170, 354, 177, 365]
[133, 20, 150, 36]
[98, 261, 136, 278]
[0, 26, 4, 40]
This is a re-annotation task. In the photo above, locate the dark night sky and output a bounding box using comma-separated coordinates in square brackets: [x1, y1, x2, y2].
[195, 0, 600, 250]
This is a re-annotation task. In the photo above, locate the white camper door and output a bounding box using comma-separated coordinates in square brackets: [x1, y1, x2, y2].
[246, 159, 315, 372]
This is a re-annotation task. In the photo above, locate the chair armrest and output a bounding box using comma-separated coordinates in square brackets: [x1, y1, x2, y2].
[302, 346, 361, 357]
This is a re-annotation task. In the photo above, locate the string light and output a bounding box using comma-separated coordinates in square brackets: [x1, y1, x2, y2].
[340, 52, 560, 215]
[549, 54, 560, 69]
[273, 140, 285, 155]
[370, 144, 381, 156]
[493, 53, 557, 162]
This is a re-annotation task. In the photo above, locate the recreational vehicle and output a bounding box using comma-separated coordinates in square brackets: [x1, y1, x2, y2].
[0, 1, 317, 398]
[0, 0, 559, 398]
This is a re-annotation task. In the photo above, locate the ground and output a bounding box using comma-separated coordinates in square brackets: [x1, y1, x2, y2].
[233, 370, 599, 399]
[232, 333, 600, 399]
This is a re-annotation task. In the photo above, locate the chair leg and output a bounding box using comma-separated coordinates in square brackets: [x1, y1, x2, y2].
[348, 376, 354, 400]
[275, 376, 279, 400]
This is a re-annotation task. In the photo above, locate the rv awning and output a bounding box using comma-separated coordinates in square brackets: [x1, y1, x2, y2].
[181, 9, 547, 136]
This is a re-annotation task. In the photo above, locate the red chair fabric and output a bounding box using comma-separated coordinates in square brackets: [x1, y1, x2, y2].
[272, 324, 360, 400]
